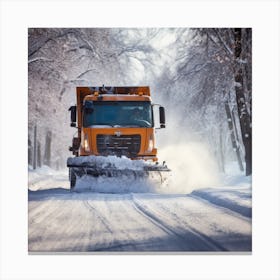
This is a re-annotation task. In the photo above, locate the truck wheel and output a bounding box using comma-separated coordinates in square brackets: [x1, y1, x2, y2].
[69, 168, 76, 189]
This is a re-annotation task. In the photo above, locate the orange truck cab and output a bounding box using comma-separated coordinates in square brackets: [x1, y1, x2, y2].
[69, 86, 166, 162]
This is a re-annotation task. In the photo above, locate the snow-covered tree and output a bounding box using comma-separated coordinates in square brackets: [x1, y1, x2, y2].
[28, 28, 124, 168]
[153, 28, 252, 175]
[28, 28, 252, 175]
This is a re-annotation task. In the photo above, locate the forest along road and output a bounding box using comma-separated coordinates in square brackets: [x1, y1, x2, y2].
[28, 181, 252, 252]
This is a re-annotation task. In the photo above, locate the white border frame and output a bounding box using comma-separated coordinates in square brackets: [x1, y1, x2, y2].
[1, 0, 279, 279]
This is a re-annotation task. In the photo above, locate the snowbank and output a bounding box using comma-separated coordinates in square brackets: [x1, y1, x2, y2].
[191, 173, 252, 217]
[28, 165, 69, 191]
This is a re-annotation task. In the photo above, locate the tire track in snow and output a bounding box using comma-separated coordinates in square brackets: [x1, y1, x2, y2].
[28, 190, 250, 252]
[83, 196, 142, 251]
[131, 194, 227, 251]
[84, 194, 194, 251]
[83, 200, 114, 234]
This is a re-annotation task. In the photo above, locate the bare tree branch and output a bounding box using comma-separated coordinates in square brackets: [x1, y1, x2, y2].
[28, 57, 54, 64]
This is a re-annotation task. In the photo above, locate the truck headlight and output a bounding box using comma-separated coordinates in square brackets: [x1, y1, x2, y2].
[147, 135, 154, 153]
[83, 133, 90, 152]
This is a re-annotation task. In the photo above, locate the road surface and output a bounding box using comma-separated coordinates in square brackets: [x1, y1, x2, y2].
[28, 173, 251, 252]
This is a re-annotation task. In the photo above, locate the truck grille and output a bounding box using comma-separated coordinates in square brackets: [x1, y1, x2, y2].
[96, 134, 141, 157]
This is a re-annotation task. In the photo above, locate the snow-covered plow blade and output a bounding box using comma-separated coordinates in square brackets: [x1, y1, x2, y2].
[67, 156, 171, 191]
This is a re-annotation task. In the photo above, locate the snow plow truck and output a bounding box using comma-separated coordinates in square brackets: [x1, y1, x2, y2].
[67, 86, 170, 189]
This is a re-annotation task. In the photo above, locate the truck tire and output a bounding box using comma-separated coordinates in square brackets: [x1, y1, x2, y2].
[69, 168, 76, 189]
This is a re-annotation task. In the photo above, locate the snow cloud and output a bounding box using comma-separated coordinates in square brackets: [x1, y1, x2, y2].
[159, 142, 221, 194]
[155, 108, 222, 194]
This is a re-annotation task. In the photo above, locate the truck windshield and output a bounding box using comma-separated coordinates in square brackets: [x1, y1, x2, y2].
[83, 101, 153, 128]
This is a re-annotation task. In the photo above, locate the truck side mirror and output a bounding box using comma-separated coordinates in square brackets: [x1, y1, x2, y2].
[159, 106, 166, 128]
[68, 106, 76, 127]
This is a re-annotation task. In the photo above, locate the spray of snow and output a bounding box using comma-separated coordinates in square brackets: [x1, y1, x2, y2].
[158, 142, 221, 194]
[69, 143, 220, 194]
[69, 155, 170, 193]
[149, 103, 223, 194]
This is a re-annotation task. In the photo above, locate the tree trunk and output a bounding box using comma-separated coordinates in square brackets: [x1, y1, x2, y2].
[33, 125, 37, 170]
[225, 100, 244, 172]
[219, 124, 225, 173]
[234, 28, 252, 176]
[28, 136, 32, 166]
[37, 141, 42, 168]
[44, 131, 52, 167]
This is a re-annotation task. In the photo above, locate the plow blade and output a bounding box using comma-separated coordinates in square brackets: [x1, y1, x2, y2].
[67, 156, 170, 191]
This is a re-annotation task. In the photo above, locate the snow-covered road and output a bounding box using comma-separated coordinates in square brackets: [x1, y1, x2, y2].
[28, 169, 251, 252]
